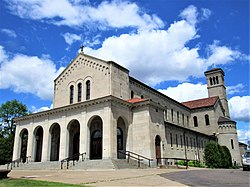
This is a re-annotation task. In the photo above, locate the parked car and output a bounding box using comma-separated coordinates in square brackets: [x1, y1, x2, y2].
[242, 150, 250, 171]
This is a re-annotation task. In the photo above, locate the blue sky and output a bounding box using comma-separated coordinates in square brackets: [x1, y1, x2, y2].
[0, 0, 249, 143]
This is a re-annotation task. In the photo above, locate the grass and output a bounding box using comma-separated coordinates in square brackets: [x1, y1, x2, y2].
[0, 178, 87, 187]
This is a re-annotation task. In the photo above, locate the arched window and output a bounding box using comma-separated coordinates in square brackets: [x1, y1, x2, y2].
[171, 109, 174, 122]
[86, 80, 90, 100]
[131, 91, 134, 99]
[193, 116, 198, 127]
[205, 114, 210, 125]
[210, 77, 213, 85]
[141, 95, 144, 99]
[213, 77, 216, 85]
[117, 127, 123, 150]
[216, 76, 219, 84]
[177, 112, 179, 124]
[77, 83, 82, 102]
[70, 85, 74, 104]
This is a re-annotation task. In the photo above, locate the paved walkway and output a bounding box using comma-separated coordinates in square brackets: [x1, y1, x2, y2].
[8, 168, 191, 186]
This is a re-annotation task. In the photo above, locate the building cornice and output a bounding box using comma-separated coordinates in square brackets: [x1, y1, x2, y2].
[15, 95, 131, 122]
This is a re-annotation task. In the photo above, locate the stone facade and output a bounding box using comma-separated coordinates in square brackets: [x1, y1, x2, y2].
[13, 52, 241, 166]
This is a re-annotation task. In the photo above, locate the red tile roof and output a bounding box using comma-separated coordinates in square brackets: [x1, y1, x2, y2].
[127, 98, 146, 103]
[181, 96, 219, 109]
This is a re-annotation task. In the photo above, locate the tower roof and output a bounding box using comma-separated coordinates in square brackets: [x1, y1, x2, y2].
[204, 68, 225, 76]
[218, 116, 236, 124]
[181, 96, 219, 109]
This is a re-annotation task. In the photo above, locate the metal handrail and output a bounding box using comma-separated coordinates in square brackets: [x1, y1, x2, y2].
[118, 150, 153, 168]
[156, 157, 199, 169]
[61, 152, 86, 169]
[7, 156, 30, 170]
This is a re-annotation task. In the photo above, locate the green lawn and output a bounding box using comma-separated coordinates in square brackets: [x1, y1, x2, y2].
[0, 178, 87, 187]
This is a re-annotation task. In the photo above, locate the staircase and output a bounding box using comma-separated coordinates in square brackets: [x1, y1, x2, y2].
[7, 161, 61, 170]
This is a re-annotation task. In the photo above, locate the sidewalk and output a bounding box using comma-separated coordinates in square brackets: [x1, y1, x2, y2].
[8, 168, 190, 186]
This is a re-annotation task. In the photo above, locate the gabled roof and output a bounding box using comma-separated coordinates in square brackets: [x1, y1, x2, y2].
[218, 116, 236, 124]
[127, 98, 146, 103]
[181, 96, 219, 109]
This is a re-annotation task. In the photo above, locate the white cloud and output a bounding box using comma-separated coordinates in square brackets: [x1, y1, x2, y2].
[227, 83, 244, 95]
[62, 32, 81, 45]
[0, 47, 64, 100]
[179, 5, 198, 25]
[31, 103, 53, 113]
[0, 46, 8, 62]
[158, 83, 207, 102]
[229, 96, 250, 122]
[1, 28, 17, 38]
[5, 0, 164, 30]
[237, 129, 250, 144]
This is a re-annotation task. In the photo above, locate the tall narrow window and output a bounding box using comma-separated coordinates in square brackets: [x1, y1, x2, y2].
[190, 137, 192, 148]
[177, 112, 179, 124]
[205, 114, 210, 126]
[186, 137, 189, 148]
[180, 135, 183, 148]
[70, 85, 74, 104]
[187, 116, 189, 127]
[176, 134, 178, 147]
[182, 114, 184, 126]
[171, 109, 174, 122]
[86, 80, 90, 100]
[210, 77, 213, 85]
[141, 95, 144, 99]
[131, 91, 134, 98]
[170, 133, 173, 147]
[216, 76, 219, 84]
[164, 107, 168, 121]
[231, 139, 234, 149]
[193, 116, 198, 127]
[213, 76, 216, 85]
[77, 83, 82, 102]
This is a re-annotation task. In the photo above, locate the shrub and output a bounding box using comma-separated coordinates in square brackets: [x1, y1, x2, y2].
[204, 141, 232, 168]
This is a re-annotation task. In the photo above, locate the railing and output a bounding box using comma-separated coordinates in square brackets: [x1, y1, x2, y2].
[61, 152, 86, 169]
[7, 156, 31, 170]
[118, 150, 153, 168]
[156, 157, 196, 169]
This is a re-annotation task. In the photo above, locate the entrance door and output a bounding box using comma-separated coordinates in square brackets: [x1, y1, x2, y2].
[91, 130, 102, 159]
[73, 132, 80, 160]
[155, 135, 161, 165]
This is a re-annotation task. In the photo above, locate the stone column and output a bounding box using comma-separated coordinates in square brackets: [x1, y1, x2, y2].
[12, 124, 20, 161]
[42, 119, 49, 162]
[102, 105, 112, 159]
[79, 110, 87, 159]
[59, 115, 67, 160]
[27, 125, 34, 162]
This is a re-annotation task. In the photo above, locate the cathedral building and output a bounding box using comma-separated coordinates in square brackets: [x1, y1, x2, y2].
[12, 51, 241, 166]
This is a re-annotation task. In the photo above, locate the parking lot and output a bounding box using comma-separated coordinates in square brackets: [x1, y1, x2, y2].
[160, 168, 250, 187]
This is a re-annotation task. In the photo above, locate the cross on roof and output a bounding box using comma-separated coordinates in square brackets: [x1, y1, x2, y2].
[80, 45, 84, 52]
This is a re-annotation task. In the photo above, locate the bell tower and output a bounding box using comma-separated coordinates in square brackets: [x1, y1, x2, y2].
[204, 68, 230, 118]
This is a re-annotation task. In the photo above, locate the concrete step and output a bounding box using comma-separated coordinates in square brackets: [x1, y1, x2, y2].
[10, 161, 61, 170]
[66, 159, 115, 170]
[112, 159, 150, 169]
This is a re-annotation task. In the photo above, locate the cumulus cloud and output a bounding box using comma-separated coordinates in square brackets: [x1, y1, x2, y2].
[227, 83, 244, 95]
[5, 0, 164, 30]
[1, 28, 17, 38]
[85, 15, 244, 85]
[0, 46, 64, 100]
[237, 129, 250, 144]
[158, 83, 207, 102]
[62, 32, 81, 45]
[0, 46, 7, 62]
[31, 103, 53, 113]
[229, 96, 250, 122]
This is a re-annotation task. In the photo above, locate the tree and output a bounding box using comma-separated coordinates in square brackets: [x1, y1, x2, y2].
[204, 141, 233, 168]
[0, 100, 28, 164]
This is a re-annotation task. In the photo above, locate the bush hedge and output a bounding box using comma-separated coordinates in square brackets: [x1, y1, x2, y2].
[204, 141, 232, 168]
